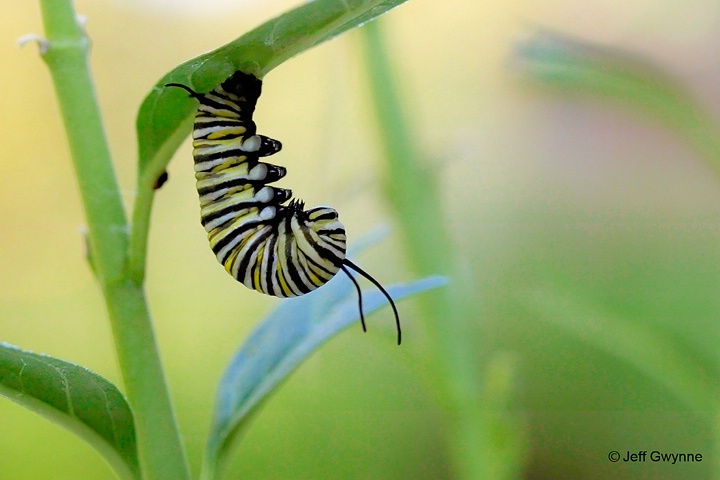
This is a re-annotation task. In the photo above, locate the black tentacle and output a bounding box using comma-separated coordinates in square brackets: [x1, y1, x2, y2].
[341, 264, 367, 333]
[342, 259, 401, 345]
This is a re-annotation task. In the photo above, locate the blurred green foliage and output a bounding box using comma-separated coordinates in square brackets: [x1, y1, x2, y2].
[3, 1, 720, 479]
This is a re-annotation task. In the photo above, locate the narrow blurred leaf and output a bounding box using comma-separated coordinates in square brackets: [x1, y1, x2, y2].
[513, 30, 720, 177]
[514, 30, 688, 114]
[135, 0, 409, 191]
[0, 343, 139, 480]
[202, 271, 446, 478]
[525, 288, 720, 413]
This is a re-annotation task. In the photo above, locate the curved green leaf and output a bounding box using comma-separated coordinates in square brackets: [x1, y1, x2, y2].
[202, 268, 446, 479]
[0, 343, 139, 480]
[136, 0, 409, 189]
[512, 30, 720, 178]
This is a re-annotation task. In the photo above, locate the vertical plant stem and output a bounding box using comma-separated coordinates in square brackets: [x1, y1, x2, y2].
[128, 173, 157, 283]
[359, 19, 524, 479]
[38, 1, 191, 479]
[102, 280, 191, 480]
[39, 0, 127, 282]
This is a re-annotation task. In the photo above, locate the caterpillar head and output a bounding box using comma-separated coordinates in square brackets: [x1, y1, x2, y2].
[287, 200, 347, 273]
[287, 201, 401, 345]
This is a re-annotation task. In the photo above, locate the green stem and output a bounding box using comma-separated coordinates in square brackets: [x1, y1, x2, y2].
[39, 0, 127, 283]
[38, 2, 191, 479]
[360, 20, 524, 479]
[103, 280, 191, 480]
[359, 24, 448, 277]
[128, 172, 156, 283]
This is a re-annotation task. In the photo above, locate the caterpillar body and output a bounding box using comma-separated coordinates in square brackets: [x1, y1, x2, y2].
[167, 71, 401, 344]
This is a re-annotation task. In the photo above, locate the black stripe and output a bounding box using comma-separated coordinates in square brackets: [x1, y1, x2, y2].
[201, 202, 262, 227]
[302, 249, 336, 277]
[198, 97, 243, 115]
[263, 228, 279, 295]
[202, 131, 247, 140]
[197, 177, 253, 197]
[234, 227, 274, 286]
[193, 148, 255, 164]
[198, 182, 291, 204]
[317, 228, 345, 236]
[300, 227, 344, 269]
[244, 239, 265, 290]
[283, 216, 313, 294]
[310, 212, 338, 221]
[195, 119, 256, 137]
[212, 220, 265, 261]
[194, 117, 246, 128]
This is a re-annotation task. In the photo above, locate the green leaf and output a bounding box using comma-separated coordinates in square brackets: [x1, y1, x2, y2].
[202, 269, 446, 479]
[513, 30, 685, 113]
[512, 30, 720, 178]
[135, 0, 410, 192]
[0, 343, 140, 480]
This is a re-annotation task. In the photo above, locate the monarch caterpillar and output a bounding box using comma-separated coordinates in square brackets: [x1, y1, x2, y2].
[167, 71, 401, 344]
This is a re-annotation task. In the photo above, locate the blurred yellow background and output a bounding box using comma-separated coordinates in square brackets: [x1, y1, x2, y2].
[3, 0, 720, 479]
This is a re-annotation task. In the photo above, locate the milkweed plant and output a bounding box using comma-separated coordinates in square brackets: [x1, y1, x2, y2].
[0, 1, 458, 480]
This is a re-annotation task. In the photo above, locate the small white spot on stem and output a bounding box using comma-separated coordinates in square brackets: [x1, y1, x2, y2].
[17, 34, 49, 55]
